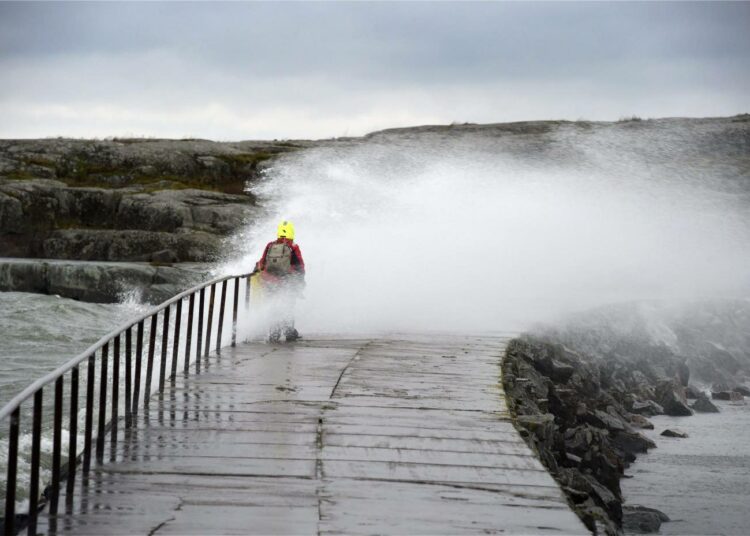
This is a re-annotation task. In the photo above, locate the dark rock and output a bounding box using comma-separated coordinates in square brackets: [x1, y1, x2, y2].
[584, 474, 623, 524]
[685, 385, 703, 399]
[656, 380, 693, 416]
[733, 385, 750, 397]
[691, 393, 720, 413]
[660, 429, 688, 438]
[622, 505, 670, 533]
[549, 360, 576, 383]
[0, 258, 208, 303]
[43, 229, 221, 263]
[584, 409, 627, 432]
[631, 399, 664, 416]
[712, 391, 744, 401]
[627, 413, 655, 430]
[712, 381, 731, 393]
[516, 413, 555, 431]
[611, 430, 656, 457]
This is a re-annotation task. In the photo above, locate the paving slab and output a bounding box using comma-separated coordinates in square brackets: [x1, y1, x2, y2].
[38, 335, 587, 535]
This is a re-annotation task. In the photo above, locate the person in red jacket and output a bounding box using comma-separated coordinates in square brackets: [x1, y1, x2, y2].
[255, 220, 305, 342]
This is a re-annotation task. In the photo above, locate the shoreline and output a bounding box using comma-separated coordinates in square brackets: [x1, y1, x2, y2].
[501, 335, 747, 535]
[621, 402, 750, 535]
[0, 257, 211, 303]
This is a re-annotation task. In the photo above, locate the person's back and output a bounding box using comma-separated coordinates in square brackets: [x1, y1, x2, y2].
[255, 220, 305, 341]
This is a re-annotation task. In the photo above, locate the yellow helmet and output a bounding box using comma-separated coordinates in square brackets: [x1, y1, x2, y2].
[277, 220, 295, 240]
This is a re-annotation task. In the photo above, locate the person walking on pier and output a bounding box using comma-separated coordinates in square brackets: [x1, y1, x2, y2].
[255, 220, 306, 342]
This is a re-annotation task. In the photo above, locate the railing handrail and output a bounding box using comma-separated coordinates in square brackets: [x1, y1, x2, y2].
[0, 271, 253, 422]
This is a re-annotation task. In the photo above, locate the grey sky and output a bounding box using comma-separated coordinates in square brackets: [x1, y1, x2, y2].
[1, 2, 749, 139]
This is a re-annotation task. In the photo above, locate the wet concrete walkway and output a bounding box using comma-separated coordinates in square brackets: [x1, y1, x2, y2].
[40, 335, 587, 535]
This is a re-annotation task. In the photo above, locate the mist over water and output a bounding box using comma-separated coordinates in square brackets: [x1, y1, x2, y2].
[223, 120, 750, 334]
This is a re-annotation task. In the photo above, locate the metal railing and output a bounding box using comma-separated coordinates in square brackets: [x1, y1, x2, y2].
[0, 271, 253, 535]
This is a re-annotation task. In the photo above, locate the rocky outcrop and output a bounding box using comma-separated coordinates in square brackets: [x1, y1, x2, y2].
[0, 179, 260, 261]
[0, 138, 307, 262]
[0, 258, 209, 303]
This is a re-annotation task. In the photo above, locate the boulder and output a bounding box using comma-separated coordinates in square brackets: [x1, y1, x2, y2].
[583, 474, 623, 524]
[611, 430, 656, 457]
[583, 409, 627, 432]
[622, 505, 670, 533]
[712, 391, 744, 402]
[733, 385, 750, 397]
[628, 413, 655, 430]
[656, 381, 693, 416]
[660, 429, 688, 438]
[691, 393, 720, 413]
[631, 399, 664, 416]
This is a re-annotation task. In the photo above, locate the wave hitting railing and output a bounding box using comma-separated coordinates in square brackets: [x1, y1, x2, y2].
[0, 271, 253, 535]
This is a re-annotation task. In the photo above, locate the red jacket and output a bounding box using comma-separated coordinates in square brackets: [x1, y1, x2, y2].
[257, 238, 305, 281]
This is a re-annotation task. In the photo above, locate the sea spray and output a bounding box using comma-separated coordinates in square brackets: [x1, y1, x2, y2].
[220, 120, 750, 335]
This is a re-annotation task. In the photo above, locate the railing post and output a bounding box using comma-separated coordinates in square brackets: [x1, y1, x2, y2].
[232, 277, 240, 347]
[50, 377, 64, 514]
[111, 335, 120, 459]
[4, 408, 19, 536]
[144, 314, 158, 407]
[96, 343, 109, 462]
[159, 305, 170, 393]
[217, 279, 228, 353]
[185, 294, 195, 373]
[204, 283, 216, 357]
[196, 288, 205, 363]
[83, 354, 95, 475]
[172, 299, 182, 379]
[0, 272, 255, 535]
[66, 366, 79, 499]
[125, 327, 132, 428]
[245, 274, 251, 310]
[27, 390, 43, 535]
[133, 320, 144, 416]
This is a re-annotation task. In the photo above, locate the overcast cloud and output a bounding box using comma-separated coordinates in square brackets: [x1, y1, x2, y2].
[1, 2, 749, 140]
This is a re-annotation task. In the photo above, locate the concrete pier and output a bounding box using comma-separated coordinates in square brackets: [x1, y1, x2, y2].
[39, 335, 587, 535]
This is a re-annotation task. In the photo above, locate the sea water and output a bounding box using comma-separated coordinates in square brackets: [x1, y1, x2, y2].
[0, 292, 142, 408]
[622, 400, 750, 535]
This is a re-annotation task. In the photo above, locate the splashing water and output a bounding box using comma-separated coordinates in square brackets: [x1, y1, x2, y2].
[220, 120, 750, 335]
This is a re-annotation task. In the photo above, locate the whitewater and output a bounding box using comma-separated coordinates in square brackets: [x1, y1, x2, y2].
[223, 120, 750, 335]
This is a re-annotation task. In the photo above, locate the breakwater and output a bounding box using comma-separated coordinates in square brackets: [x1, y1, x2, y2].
[502, 301, 750, 535]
